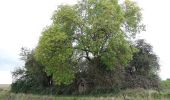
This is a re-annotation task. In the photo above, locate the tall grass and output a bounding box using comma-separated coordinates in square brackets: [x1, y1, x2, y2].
[0, 88, 170, 100]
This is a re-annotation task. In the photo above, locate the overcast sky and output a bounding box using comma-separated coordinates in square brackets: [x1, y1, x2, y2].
[0, 0, 169, 84]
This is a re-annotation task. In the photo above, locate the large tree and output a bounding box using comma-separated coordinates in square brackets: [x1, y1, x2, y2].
[35, 0, 145, 85]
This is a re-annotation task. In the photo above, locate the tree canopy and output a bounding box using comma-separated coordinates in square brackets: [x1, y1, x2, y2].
[125, 39, 160, 89]
[35, 0, 145, 85]
[11, 0, 161, 95]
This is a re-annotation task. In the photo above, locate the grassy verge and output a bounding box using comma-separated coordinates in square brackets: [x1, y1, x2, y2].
[0, 88, 170, 100]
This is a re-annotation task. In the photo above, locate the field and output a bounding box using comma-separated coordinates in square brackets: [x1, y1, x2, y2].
[0, 84, 10, 90]
[0, 86, 170, 100]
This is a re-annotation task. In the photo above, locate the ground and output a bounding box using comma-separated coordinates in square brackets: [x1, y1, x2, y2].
[0, 84, 170, 100]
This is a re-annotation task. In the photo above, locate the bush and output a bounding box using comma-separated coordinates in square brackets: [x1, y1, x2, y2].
[161, 79, 170, 89]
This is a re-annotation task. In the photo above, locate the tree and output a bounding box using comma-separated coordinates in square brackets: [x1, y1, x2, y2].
[35, 0, 145, 85]
[125, 39, 160, 89]
[11, 48, 54, 94]
[128, 39, 159, 77]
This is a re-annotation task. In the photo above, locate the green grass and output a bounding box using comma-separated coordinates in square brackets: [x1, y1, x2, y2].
[0, 88, 170, 100]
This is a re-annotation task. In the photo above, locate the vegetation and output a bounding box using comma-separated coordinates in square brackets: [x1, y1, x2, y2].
[161, 79, 170, 89]
[161, 79, 170, 95]
[35, 0, 144, 86]
[1, 89, 170, 100]
[9, 0, 162, 98]
[124, 39, 160, 89]
[11, 48, 56, 94]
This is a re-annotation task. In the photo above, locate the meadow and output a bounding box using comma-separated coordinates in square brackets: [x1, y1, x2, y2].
[0, 85, 170, 100]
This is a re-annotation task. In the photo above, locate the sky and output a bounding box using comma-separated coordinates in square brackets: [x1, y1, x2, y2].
[0, 0, 169, 84]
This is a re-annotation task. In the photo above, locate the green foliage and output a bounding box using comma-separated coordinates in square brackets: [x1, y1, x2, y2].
[161, 79, 170, 89]
[125, 39, 160, 89]
[11, 48, 56, 95]
[131, 39, 159, 76]
[11, 0, 161, 95]
[35, 25, 75, 85]
[35, 0, 144, 85]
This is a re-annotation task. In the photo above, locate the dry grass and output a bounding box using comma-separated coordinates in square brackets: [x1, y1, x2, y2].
[0, 88, 170, 100]
[0, 93, 118, 100]
[0, 84, 10, 90]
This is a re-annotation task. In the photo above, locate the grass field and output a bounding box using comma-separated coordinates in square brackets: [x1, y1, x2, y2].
[0, 88, 170, 100]
[0, 84, 10, 90]
[0, 85, 170, 100]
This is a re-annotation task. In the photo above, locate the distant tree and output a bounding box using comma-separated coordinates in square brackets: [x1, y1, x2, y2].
[35, 0, 144, 85]
[161, 79, 170, 89]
